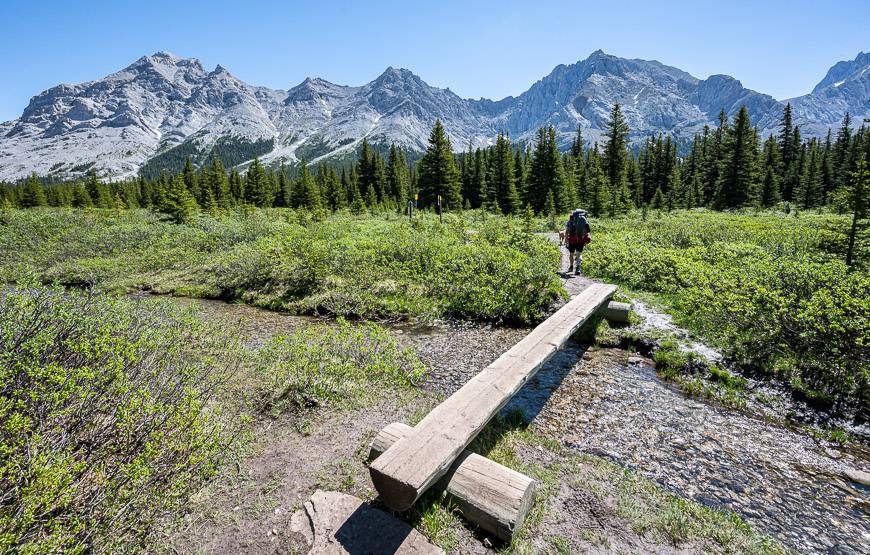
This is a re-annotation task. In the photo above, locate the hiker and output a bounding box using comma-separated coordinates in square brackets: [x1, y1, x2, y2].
[565, 209, 591, 275]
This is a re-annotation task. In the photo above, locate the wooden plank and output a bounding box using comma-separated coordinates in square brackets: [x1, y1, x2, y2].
[369, 422, 536, 541]
[370, 283, 616, 510]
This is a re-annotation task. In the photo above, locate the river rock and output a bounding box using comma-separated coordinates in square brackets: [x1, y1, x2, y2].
[289, 490, 443, 554]
[842, 468, 870, 487]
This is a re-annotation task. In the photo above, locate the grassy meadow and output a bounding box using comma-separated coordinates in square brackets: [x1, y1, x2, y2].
[0, 204, 864, 553]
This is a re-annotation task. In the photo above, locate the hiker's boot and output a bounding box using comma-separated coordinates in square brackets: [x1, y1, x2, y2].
[575, 257, 582, 275]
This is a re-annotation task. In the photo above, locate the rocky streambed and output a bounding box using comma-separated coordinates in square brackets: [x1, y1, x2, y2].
[165, 292, 869, 554]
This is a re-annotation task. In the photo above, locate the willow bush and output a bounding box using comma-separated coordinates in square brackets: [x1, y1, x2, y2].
[0, 286, 245, 553]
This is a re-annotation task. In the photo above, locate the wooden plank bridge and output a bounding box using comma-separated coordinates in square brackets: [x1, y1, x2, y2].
[368, 282, 623, 541]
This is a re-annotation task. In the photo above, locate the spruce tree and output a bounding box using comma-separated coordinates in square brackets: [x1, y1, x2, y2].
[798, 140, 822, 208]
[245, 158, 271, 207]
[417, 119, 462, 208]
[704, 114, 729, 204]
[528, 127, 569, 213]
[489, 133, 519, 214]
[843, 154, 868, 267]
[20, 174, 47, 208]
[778, 103, 795, 178]
[570, 124, 584, 158]
[182, 158, 202, 203]
[820, 130, 835, 203]
[782, 126, 802, 202]
[714, 106, 758, 209]
[324, 168, 346, 211]
[651, 187, 665, 209]
[296, 164, 322, 210]
[229, 169, 244, 203]
[513, 148, 526, 200]
[760, 136, 782, 207]
[602, 103, 631, 212]
[386, 145, 409, 203]
[159, 175, 198, 224]
[834, 112, 853, 189]
[72, 184, 93, 208]
[274, 170, 291, 207]
[85, 171, 113, 208]
[585, 149, 609, 216]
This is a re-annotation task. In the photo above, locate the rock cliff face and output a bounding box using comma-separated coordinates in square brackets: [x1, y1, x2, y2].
[758, 51, 870, 138]
[1, 50, 865, 181]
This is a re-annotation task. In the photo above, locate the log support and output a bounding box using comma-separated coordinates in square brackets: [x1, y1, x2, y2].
[599, 300, 632, 323]
[369, 422, 535, 542]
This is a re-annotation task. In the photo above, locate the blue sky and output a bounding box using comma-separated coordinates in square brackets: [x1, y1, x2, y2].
[0, 0, 867, 122]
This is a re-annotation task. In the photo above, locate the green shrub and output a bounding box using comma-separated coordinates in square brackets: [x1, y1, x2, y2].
[584, 210, 869, 408]
[0, 285, 244, 553]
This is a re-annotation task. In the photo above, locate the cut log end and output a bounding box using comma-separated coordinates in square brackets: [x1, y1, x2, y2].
[600, 300, 632, 323]
[370, 422, 537, 542]
[369, 466, 420, 511]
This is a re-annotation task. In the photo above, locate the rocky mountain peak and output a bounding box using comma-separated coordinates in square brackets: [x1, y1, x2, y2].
[1, 50, 867, 182]
[812, 51, 870, 92]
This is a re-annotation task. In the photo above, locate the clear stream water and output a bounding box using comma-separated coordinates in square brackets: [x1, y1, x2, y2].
[168, 295, 869, 554]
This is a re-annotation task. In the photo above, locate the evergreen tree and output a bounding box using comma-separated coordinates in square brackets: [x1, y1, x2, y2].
[798, 139, 822, 208]
[296, 163, 322, 210]
[489, 133, 520, 214]
[159, 175, 198, 223]
[20, 174, 47, 208]
[760, 136, 782, 207]
[182, 158, 202, 203]
[843, 154, 868, 267]
[584, 148, 609, 216]
[386, 145, 409, 203]
[85, 171, 113, 208]
[365, 183, 378, 208]
[602, 103, 631, 212]
[528, 127, 569, 213]
[704, 114, 729, 204]
[513, 148, 526, 200]
[714, 106, 758, 209]
[417, 119, 462, 208]
[651, 187, 665, 209]
[357, 138, 374, 200]
[274, 170, 291, 207]
[245, 158, 271, 207]
[72, 184, 93, 208]
[350, 188, 366, 214]
[834, 112, 853, 189]
[229, 169, 244, 202]
[820, 130, 836, 203]
[782, 125, 803, 202]
[324, 167, 346, 211]
[778, 103, 795, 177]
[570, 124, 584, 158]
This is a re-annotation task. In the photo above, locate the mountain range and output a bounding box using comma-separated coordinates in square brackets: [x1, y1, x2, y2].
[0, 49, 867, 181]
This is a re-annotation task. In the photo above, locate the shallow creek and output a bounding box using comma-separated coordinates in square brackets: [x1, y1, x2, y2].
[166, 295, 869, 554]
